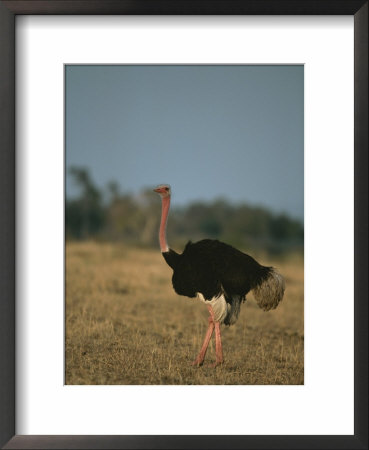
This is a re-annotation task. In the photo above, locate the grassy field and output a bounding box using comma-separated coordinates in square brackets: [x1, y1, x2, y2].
[66, 241, 304, 385]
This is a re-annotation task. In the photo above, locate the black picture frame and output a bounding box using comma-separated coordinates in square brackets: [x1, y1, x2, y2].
[0, 1, 367, 449]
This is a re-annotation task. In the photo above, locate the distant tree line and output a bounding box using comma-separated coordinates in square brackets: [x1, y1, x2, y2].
[66, 167, 303, 256]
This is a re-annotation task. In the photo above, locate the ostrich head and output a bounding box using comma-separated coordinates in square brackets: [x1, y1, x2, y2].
[153, 184, 171, 198]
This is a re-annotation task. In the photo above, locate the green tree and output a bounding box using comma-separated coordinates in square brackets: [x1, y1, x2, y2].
[66, 167, 105, 239]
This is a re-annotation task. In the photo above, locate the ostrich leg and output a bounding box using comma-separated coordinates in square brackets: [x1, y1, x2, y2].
[192, 306, 215, 366]
[214, 321, 224, 366]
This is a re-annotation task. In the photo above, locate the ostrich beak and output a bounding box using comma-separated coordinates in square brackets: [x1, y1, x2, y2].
[153, 187, 161, 193]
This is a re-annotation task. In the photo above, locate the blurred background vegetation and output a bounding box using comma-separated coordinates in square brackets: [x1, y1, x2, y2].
[66, 167, 303, 257]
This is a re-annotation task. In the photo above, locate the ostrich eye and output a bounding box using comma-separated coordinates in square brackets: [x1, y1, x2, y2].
[165, 187, 169, 191]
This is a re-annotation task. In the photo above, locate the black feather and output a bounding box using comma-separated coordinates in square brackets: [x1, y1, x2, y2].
[162, 249, 180, 270]
[162, 239, 273, 324]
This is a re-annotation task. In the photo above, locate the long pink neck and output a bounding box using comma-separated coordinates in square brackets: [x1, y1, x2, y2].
[159, 195, 170, 252]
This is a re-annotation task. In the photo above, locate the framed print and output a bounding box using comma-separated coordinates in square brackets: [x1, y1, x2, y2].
[63, 63, 304, 386]
[0, 1, 367, 449]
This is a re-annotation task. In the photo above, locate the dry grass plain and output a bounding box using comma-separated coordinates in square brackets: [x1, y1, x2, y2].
[66, 241, 304, 385]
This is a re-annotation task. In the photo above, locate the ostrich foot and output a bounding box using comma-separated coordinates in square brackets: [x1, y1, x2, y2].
[205, 360, 224, 368]
[192, 357, 224, 368]
[191, 359, 204, 367]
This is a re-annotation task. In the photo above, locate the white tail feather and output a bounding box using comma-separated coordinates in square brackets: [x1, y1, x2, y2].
[252, 269, 285, 311]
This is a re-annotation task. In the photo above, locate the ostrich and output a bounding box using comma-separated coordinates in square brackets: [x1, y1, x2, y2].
[153, 184, 285, 367]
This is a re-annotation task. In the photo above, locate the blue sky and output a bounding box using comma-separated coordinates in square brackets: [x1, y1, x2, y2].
[66, 65, 303, 220]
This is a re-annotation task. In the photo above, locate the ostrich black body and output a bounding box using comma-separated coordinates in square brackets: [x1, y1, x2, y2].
[162, 239, 273, 324]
